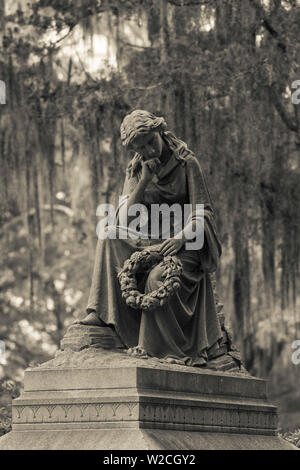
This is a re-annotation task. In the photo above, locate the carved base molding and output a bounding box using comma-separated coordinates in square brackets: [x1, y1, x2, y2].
[0, 365, 297, 450]
[11, 400, 277, 435]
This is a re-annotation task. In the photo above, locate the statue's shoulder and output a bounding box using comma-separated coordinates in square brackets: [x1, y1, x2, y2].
[183, 154, 207, 181]
[184, 152, 197, 162]
[174, 146, 197, 166]
[182, 152, 199, 166]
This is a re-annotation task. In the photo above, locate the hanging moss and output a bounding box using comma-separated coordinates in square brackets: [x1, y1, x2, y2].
[0, 0, 299, 381]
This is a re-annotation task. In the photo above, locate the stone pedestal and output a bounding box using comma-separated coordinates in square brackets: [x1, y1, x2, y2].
[0, 349, 296, 449]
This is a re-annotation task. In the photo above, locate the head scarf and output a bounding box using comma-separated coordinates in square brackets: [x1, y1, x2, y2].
[120, 110, 167, 148]
[120, 109, 214, 209]
[120, 109, 193, 168]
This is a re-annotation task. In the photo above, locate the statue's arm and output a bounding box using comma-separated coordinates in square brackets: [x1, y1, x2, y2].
[116, 163, 148, 225]
[116, 154, 162, 225]
[121, 167, 138, 196]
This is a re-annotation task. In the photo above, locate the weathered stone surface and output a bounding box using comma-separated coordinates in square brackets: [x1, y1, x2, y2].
[0, 312, 295, 450]
[38, 343, 247, 376]
[20, 361, 266, 397]
[0, 354, 296, 450]
[55, 314, 243, 373]
[60, 324, 124, 351]
[207, 354, 240, 372]
[58, 309, 241, 373]
[0, 429, 296, 450]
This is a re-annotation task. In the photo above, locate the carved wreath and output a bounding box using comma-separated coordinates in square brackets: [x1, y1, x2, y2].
[117, 249, 183, 311]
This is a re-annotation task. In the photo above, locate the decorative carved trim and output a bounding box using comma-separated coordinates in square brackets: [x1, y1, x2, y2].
[30, 405, 41, 419]
[15, 406, 25, 419]
[138, 403, 277, 430]
[94, 404, 104, 417]
[13, 401, 277, 433]
[111, 403, 121, 417]
[13, 402, 138, 425]
[77, 404, 89, 417]
[60, 404, 72, 418]
[46, 405, 57, 419]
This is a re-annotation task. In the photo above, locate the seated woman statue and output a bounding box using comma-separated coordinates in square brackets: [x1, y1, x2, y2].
[76, 109, 223, 367]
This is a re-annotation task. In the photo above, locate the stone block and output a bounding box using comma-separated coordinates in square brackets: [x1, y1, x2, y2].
[60, 324, 124, 351]
[0, 429, 297, 450]
[0, 347, 297, 450]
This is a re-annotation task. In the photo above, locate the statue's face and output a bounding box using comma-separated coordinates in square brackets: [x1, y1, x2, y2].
[131, 130, 163, 160]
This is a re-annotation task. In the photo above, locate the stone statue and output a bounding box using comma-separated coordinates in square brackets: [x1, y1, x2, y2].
[2, 110, 294, 450]
[64, 109, 242, 372]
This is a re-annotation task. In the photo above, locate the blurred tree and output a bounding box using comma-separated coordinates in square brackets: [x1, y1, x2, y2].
[0, 1, 299, 427]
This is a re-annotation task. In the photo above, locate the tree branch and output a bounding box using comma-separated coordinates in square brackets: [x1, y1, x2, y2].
[134, 81, 169, 90]
[48, 26, 75, 48]
[261, 18, 286, 53]
[269, 84, 298, 133]
[251, 0, 287, 53]
[119, 38, 155, 50]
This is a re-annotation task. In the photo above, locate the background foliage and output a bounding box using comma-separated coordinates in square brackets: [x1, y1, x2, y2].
[0, 0, 300, 433]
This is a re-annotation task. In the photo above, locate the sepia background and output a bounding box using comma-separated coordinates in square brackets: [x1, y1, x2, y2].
[0, 0, 299, 437]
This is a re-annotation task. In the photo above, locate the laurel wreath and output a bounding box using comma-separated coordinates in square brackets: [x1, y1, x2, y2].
[117, 249, 183, 311]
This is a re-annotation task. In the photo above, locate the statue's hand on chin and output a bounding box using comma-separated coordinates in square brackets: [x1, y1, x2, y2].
[146, 157, 161, 173]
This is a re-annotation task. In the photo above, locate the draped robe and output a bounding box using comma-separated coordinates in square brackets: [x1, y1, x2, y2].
[86, 139, 223, 366]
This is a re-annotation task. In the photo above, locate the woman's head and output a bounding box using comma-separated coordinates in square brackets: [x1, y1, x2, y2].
[120, 110, 167, 159]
